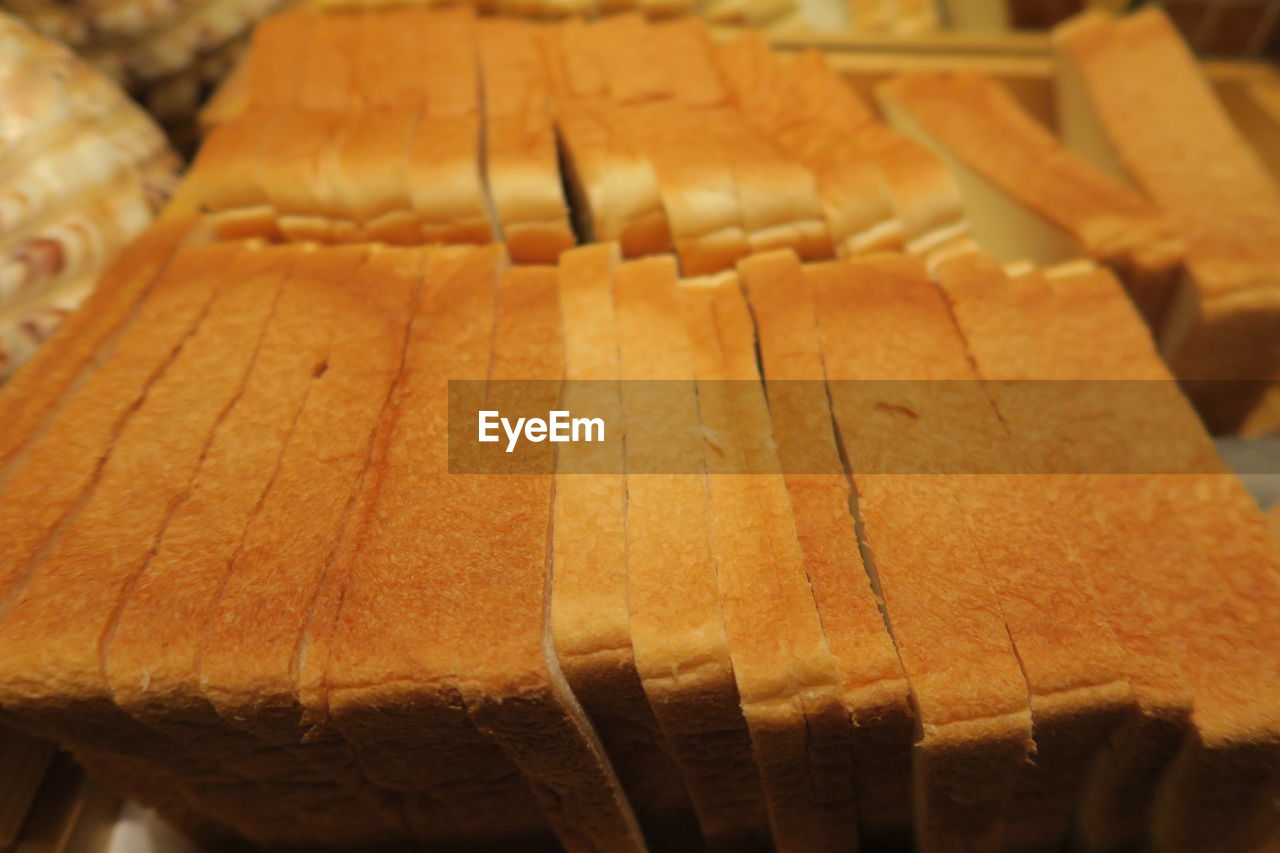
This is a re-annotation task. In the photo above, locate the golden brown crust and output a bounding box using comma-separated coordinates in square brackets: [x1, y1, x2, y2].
[1053, 8, 1280, 428]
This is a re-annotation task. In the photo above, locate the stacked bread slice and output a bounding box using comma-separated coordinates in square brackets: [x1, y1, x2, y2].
[3, 203, 1279, 850]
[1052, 7, 1280, 432]
[189, 8, 970, 273]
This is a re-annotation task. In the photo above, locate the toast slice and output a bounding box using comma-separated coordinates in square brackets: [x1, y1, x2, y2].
[806, 256, 1034, 852]
[934, 252, 1184, 852]
[877, 71, 1185, 329]
[740, 249, 916, 848]
[256, 108, 352, 243]
[551, 243, 700, 849]
[650, 19, 726, 108]
[784, 50, 969, 257]
[679, 273, 858, 851]
[1010, 262, 1280, 853]
[1052, 8, 1280, 432]
[613, 255, 770, 850]
[239, 10, 310, 113]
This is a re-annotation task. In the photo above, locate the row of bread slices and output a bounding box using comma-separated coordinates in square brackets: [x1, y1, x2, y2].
[187, 10, 972, 270]
[0, 12, 178, 380]
[0, 218, 1278, 853]
[875, 6, 1280, 436]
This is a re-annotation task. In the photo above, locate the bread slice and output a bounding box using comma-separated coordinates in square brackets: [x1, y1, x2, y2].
[679, 273, 858, 851]
[1269, 503, 1280, 541]
[479, 20, 575, 262]
[588, 14, 671, 105]
[239, 10, 311, 113]
[332, 107, 421, 244]
[617, 102, 750, 275]
[296, 12, 360, 113]
[933, 252, 1184, 852]
[257, 108, 357, 244]
[99, 247, 402, 836]
[784, 50, 970, 258]
[613, 255, 770, 850]
[462, 263, 644, 852]
[0, 244, 308, 841]
[552, 97, 672, 258]
[805, 256, 1034, 852]
[420, 7, 480, 117]
[649, 19, 726, 108]
[715, 35, 901, 258]
[740, 249, 915, 848]
[1010, 261, 1280, 852]
[707, 109, 833, 261]
[878, 72, 1185, 329]
[0, 214, 194, 483]
[551, 243, 700, 849]
[185, 111, 281, 241]
[0, 242, 244, 627]
[312, 246, 553, 848]
[407, 113, 494, 246]
[1052, 8, 1280, 432]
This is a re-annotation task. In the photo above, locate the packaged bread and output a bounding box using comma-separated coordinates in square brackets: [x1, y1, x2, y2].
[878, 71, 1185, 329]
[1053, 7, 1280, 432]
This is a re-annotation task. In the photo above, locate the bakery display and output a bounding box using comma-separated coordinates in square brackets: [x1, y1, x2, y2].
[2, 5, 1280, 852]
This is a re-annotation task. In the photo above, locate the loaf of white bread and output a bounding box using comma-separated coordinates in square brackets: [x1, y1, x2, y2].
[188, 9, 971, 271]
[1, 211, 1278, 851]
